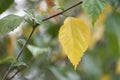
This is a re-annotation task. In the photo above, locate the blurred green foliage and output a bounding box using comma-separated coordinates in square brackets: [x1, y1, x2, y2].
[0, 0, 13, 14]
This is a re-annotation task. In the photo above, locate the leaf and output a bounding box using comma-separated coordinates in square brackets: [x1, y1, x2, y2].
[82, 55, 101, 76]
[0, 56, 14, 65]
[105, 11, 120, 38]
[50, 67, 67, 80]
[24, 9, 35, 17]
[0, 15, 23, 36]
[105, 12, 120, 56]
[0, 0, 14, 14]
[79, 5, 112, 50]
[13, 61, 29, 69]
[59, 17, 90, 69]
[82, 0, 106, 25]
[35, 15, 43, 25]
[18, 39, 26, 45]
[27, 45, 49, 58]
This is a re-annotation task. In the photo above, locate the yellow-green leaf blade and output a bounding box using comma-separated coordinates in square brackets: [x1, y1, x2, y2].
[59, 17, 90, 69]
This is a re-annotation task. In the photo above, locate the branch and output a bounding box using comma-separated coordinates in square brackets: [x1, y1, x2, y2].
[2, 27, 36, 80]
[42, 1, 83, 22]
[2, 1, 83, 80]
[9, 57, 35, 80]
[9, 67, 24, 80]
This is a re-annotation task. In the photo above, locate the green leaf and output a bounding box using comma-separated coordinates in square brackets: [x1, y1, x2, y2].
[13, 61, 29, 69]
[35, 15, 43, 25]
[27, 45, 49, 58]
[105, 11, 120, 38]
[105, 11, 120, 56]
[24, 9, 35, 17]
[82, 0, 106, 25]
[50, 67, 67, 80]
[82, 55, 102, 76]
[24, 9, 35, 25]
[0, 56, 14, 65]
[108, 0, 120, 8]
[0, 0, 14, 14]
[18, 39, 26, 45]
[0, 15, 24, 36]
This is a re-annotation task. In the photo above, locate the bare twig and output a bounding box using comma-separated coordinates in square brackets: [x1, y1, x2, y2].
[2, 27, 36, 80]
[2, 1, 83, 80]
[9, 66, 25, 80]
[42, 1, 83, 22]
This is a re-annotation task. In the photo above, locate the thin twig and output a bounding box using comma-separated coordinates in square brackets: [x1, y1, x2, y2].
[9, 57, 35, 80]
[42, 1, 83, 22]
[2, 1, 83, 80]
[2, 27, 36, 80]
[9, 69, 22, 80]
[9, 67, 25, 80]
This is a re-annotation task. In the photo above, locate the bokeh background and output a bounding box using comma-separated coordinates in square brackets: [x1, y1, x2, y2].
[0, 0, 120, 80]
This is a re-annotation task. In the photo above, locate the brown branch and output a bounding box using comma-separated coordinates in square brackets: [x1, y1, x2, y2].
[42, 1, 83, 22]
[2, 27, 36, 80]
[2, 1, 83, 80]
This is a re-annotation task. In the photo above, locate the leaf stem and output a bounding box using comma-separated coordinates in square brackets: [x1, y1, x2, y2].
[2, 1, 83, 80]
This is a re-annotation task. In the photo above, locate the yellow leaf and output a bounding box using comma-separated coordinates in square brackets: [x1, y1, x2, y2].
[59, 17, 90, 69]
